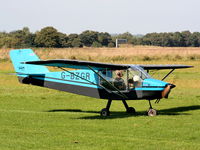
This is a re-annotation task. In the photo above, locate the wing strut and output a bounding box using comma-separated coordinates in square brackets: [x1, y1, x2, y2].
[87, 65, 128, 99]
[162, 69, 175, 81]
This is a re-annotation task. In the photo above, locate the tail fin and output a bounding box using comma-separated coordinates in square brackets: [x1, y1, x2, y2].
[10, 49, 49, 75]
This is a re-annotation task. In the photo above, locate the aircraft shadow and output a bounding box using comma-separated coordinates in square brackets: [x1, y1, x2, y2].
[47, 105, 200, 120]
[47, 109, 100, 114]
[158, 105, 200, 115]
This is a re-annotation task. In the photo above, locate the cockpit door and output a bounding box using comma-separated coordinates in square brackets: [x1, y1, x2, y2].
[127, 66, 151, 90]
[99, 69, 128, 91]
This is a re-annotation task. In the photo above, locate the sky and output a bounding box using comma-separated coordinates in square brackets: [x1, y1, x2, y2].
[0, 0, 200, 34]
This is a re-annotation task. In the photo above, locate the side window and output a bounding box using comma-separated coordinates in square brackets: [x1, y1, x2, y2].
[99, 70, 128, 91]
[99, 70, 115, 91]
[113, 70, 127, 90]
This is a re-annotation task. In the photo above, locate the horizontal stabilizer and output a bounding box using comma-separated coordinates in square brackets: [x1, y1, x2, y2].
[16, 73, 46, 76]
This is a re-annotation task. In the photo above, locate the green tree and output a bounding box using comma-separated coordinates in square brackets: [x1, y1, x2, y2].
[0, 33, 17, 48]
[58, 33, 68, 47]
[113, 32, 134, 44]
[34, 26, 61, 47]
[181, 31, 192, 46]
[189, 32, 200, 47]
[171, 32, 184, 47]
[98, 32, 112, 46]
[91, 41, 102, 47]
[79, 30, 98, 47]
[66, 34, 83, 47]
[108, 42, 115, 47]
[140, 33, 152, 45]
[71, 38, 83, 47]
[0, 27, 35, 48]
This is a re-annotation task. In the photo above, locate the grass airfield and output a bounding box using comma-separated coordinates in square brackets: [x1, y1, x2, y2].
[0, 47, 200, 150]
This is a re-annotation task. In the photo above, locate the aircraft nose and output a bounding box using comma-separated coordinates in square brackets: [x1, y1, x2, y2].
[161, 83, 176, 98]
[169, 83, 176, 89]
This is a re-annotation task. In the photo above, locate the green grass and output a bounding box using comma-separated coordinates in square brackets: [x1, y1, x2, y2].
[0, 62, 200, 150]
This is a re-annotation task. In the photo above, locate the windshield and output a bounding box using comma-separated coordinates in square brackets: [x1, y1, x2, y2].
[130, 66, 151, 80]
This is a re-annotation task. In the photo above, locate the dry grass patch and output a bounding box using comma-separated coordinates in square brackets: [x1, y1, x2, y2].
[1, 46, 200, 63]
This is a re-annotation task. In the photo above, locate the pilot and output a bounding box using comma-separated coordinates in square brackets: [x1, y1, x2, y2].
[128, 75, 141, 88]
[114, 70, 126, 90]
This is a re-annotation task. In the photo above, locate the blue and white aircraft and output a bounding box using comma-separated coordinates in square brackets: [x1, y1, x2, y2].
[10, 49, 193, 116]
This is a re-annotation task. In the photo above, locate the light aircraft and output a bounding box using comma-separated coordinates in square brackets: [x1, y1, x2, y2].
[10, 49, 193, 116]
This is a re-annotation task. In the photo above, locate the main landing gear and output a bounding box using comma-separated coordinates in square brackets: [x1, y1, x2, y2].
[147, 100, 157, 116]
[100, 99, 111, 116]
[100, 99, 136, 116]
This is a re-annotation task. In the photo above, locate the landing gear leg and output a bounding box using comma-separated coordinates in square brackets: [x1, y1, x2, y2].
[100, 99, 112, 116]
[122, 100, 136, 114]
[147, 100, 157, 116]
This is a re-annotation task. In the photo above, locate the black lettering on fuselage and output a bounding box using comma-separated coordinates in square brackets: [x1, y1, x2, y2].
[18, 66, 25, 71]
[75, 72, 80, 80]
[61, 72, 70, 79]
[86, 73, 90, 80]
[81, 72, 85, 79]
[61, 71, 90, 81]
[71, 74, 74, 79]
[61, 72, 65, 79]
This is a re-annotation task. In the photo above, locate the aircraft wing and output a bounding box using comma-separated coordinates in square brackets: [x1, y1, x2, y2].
[24, 59, 193, 70]
[23, 59, 130, 70]
[139, 65, 193, 70]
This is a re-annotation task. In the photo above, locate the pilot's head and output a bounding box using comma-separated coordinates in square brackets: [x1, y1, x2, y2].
[116, 70, 123, 78]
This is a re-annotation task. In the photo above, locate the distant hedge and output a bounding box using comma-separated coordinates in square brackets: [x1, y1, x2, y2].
[0, 27, 114, 48]
[0, 26, 200, 48]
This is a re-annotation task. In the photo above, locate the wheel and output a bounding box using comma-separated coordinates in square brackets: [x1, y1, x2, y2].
[147, 109, 157, 116]
[126, 107, 136, 114]
[100, 108, 110, 116]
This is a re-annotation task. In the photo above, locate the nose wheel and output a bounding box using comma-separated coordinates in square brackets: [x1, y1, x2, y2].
[147, 100, 157, 116]
[147, 108, 157, 116]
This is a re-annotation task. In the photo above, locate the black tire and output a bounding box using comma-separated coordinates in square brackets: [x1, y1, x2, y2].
[126, 107, 136, 114]
[100, 108, 110, 116]
[147, 109, 157, 116]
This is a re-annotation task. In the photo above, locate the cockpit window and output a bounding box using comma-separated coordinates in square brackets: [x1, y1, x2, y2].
[99, 69, 127, 91]
[99, 66, 151, 91]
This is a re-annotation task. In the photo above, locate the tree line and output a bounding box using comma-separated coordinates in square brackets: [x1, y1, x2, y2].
[0, 26, 200, 48]
[113, 31, 200, 47]
[0, 27, 114, 48]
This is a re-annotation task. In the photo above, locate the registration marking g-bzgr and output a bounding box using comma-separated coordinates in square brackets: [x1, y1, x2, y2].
[61, 71, 90, 80]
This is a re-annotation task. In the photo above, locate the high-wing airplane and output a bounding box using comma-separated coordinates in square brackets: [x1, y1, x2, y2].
[10, 49, 193, 116]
